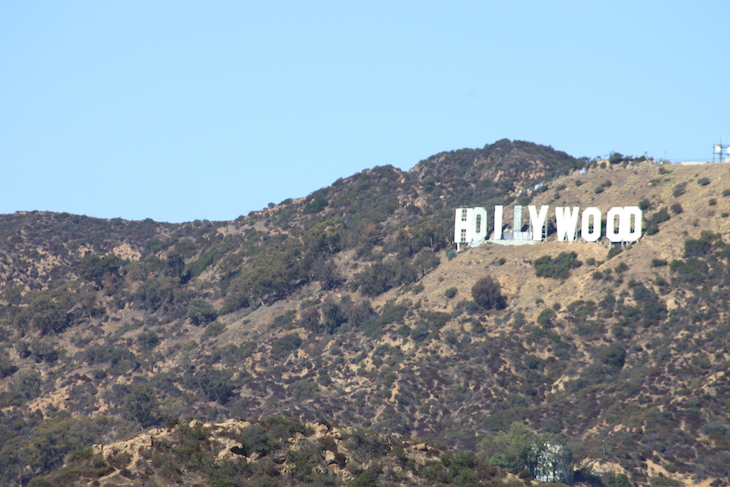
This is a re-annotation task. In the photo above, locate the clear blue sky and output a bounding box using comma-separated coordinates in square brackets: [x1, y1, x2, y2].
[2, 1, 729, 223]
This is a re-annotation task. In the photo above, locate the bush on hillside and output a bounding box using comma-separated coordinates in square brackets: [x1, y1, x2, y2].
[355, 259, 417, 297]
[672, 182, 687, 197]
[471, 276, 507, 310]
[123, 384, 161, 427]
[78, 253, 126, 287]
[534, 251, 581, 279]
[186, 297, 217, 326]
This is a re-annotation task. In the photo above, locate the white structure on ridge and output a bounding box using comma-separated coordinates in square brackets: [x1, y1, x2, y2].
[454, 205, 643, 249]
[454, 207, 487, 250]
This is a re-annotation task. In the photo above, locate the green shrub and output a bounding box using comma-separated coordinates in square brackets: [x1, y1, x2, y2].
[697, 177, 710, 186]
[347, 471, 382, 487]
[471, 276, 506, 310]
[722, 188, 730, 197]
[287, 440, 324, 481]
[23, 414, 105, 474]
[445, 287, 458, 299]
[17, 289, 77, 335]
[672, 182, 687, 197]
[471, 320, 485, 334]
[239, 424, 270, 455]
[13, 369, 42, 401]
[607, 246, 623, 259]
[684, 231, 719, 258]
[271, 334, 303, 359]
[138, 329, 160, 350]
[396, 324, 411, 337]
[134, 276, 178, 313]
[78, 253, 126, 286]
[413, 249, 440, 276]
[348, 428, 390, 461]
[203, 321, 227, 338]
[321, 298, 347, 334]
[649, 476, 682, 487]
[670, 203, 683, 214]
[192, 368, 236, 404]
[188, 238, 235, 278]
[602, 473, 631, 487]
[187, 298, 218, 326]
[410, 324, 430, 341]
[123, 384, 161, 427]
[263, 415, 309, 441]
[609, 152, 624, 164]
[534, 251, 581, 279]
[536, 309, 556, 327]
[205, 457, 254, 486]
[632, 283, 666, 326]
[355, 259, 417, 297]
[477, 422, 534, 471]
[289, 379, 320, 401]
[271, 310, 296, 328]
[28, 477, 54, 487]
[299, 306, 321, 332]
[68, 446, 94, 462]
[303, 192, 328, 214]
[379, 303, 409, 325]
[595, 343, 627, 369]
[645, 207, 670, 235]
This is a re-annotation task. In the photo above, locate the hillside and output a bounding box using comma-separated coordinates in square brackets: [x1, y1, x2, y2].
[1, 140, 729, 487]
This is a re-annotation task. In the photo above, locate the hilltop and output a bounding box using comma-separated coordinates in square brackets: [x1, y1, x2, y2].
[0, 140, 729, 487]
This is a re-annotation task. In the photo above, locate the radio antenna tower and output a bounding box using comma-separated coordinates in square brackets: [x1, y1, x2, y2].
[713, 140, 730, 163]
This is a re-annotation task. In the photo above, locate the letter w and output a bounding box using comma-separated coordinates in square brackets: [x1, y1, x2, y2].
[555, 207, 580, 242]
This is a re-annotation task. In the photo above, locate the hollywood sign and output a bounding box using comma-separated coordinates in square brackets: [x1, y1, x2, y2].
[454, 205, 642, 249]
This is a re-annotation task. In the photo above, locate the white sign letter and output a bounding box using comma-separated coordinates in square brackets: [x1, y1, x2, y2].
[581, 207, 602, 242]
[555, 207, 580, 242]
[610, 206, 642, 242]
[493, 205, 503, 240]
[623, 206, 642, 242]
[529, 205, 549, 241]
[606, 207, 625, 242]
[454, 208, 470, 245]
[513, 205, 523, 234]
[472, 207, 488, 242]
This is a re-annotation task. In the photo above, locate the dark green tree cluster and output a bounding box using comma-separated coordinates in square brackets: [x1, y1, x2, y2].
[186, 297, 218, 325]
[645, 207, 670, 235]
[15, 286, 98, 335]
[534, 251, 581, 280]
[471, 276, 507, 310]
[123, 384, 162, 427]
[355, 259, 418, 297]
[186, 367, 238, 404]
[77, 253, 126, 287]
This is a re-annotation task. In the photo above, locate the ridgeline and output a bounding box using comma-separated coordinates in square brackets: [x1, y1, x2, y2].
[1, 140, 729, 487]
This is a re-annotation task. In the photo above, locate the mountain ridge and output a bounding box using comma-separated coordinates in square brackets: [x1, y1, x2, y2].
[1, 141, 729, 487]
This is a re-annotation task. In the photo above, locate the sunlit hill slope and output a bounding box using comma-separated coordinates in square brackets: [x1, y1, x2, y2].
[0, 140, 729, 487]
